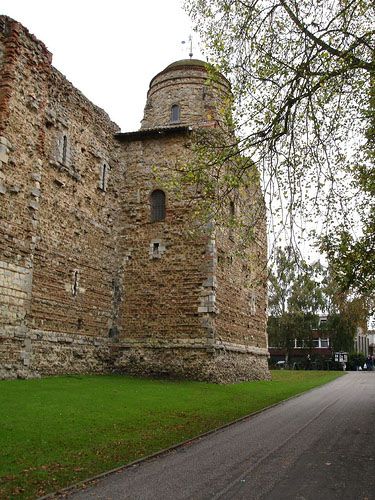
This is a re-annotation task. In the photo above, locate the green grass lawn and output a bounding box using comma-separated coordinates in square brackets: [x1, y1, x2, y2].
[0, 371, 343, 498]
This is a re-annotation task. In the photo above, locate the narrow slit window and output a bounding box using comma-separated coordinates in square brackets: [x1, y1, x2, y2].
[229, 200, 235, 240]
[150, 190, 166, 222]
[100, 163, 108, 191]
[62, 135, 68, 164]
[170, 104, 180, 123]
[229, 201, 235, 218]
[72, 270, 79, 297]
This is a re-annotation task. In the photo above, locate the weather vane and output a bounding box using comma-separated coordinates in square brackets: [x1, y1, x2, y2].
[181, 35, 193, 59]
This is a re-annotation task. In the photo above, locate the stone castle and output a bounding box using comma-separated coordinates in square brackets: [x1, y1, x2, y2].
[0, 16, 269, 382]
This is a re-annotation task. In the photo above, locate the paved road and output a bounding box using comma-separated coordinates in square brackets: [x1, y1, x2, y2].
[66, 373, 375, 500]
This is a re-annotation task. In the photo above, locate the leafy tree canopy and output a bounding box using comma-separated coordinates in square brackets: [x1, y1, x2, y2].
[268, 247, 324, 349]
[267, 247, 371, 351]
[268, 246, 325, 316]
[185, 0, 375, 296]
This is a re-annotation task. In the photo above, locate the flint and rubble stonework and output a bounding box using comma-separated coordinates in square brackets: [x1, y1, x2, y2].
[0, 16, 269, 382]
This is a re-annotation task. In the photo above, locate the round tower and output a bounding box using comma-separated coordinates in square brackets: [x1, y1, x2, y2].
[140, 59, 231, 130]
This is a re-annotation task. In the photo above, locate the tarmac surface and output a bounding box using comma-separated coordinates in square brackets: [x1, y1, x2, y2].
[65, 372, 375, 500]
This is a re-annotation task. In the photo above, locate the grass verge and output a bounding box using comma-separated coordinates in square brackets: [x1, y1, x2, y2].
[0, 370, 343, 498]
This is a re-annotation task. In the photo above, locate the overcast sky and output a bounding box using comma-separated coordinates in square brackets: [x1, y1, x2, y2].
[1, 0, 204, 131]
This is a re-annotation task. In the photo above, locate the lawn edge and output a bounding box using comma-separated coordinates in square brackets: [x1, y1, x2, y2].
[39, 372, 345, 499]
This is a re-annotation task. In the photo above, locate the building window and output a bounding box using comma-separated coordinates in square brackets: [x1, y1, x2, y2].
[153, 242, 160, 257]
[150, 190, 166, 222]
[99, 163, 109, 191]
[229, 200, 235, 240]
[320, 338, 329, 348]
[319, 316, 328, 329]
[149, 239, 166, 259]
[229, 201, 235, 218]
[72, 270, 79, 297]
[170, 104, 180, 123]
[249, 292, 256, 315]
[62, 135, 68, 164]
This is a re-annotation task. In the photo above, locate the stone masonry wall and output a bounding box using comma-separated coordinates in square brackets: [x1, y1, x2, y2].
[113, 131, 269, 382]
[214, 183, 268, 347]
[0, 16, 123, 378]
[0, 17, 52, 378]
[116, 134, 213, 344]
[212, 180, 269, 378]
[0, 17, 269, 382]
[28, 67, 122, 339]
[112, 346, 269, 383]
[141, 61, 231, 130]
[136, 59, 269, 381]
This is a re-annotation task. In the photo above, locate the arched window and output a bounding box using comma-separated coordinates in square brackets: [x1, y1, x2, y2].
[150, 190, 166, 222]
[170, 104, 180, 123]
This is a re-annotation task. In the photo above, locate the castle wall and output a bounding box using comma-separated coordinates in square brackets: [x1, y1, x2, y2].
[22, 66, 125, 377]
[111, 133, 269, 382]
[112, 133, 219, 378]
[213, 183, 269, 380]
[28, 67, 122, 339]
[215, 188, 268, 347]
[0, 18, 52, 377]
[136, 57, 269, 380]
[0, 16, 269, 382]
[0, 17, 124, 378]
